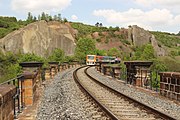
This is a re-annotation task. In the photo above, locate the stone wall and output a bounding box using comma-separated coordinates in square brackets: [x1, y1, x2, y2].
[21, 71, 39, 106]
[0, 84, 16, 120]
[159, 72, 180, 101]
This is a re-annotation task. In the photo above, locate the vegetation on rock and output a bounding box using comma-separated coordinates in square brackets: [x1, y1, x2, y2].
[0, 48, 69, 83]
[0, 12, 68, 39]
[0, 16, 26, 38]
[0, 14, 180, 85]
[151, 31, 180, 49]
[75, 38, 96, 61]
[71, 22, 108, 39]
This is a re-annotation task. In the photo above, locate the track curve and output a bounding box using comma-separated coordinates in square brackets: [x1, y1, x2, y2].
[73, 66, 176, 120]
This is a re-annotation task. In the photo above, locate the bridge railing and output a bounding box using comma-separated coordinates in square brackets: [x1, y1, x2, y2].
[0, 75, 24, 119]
[95, 62, 160, 92]
[120, 68, 160, 92]
[0, 61, 81, 119]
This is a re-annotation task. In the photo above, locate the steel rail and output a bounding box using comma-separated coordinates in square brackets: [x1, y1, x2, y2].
[73, 66, 119, 120]
[85, 66, 177, 120]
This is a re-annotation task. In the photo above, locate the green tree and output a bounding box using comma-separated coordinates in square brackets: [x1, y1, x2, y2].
[41, 12, 46, 20]
[115, 26, 119, 31]
[64, 55, 76, 62]
[27, 12, 33, 22]
[107, 47, 121, 57]
[63, 18, 68, 23]
[53, 15, 57, 21]
[38, 15, 41, 20]
[0, 51, 21, 83]
[95, 22, 99, 27]
[99, 23, 103, 27]
[33, 16, 37, 22]
[48, 15, 53, 21]
[133, 46, 143, 60]
[45, 14, 49, 21]
[151, 59, 167, 72]
[48, 48, 65, 62]
[18, 53, 45, 63]
[133, 44, 155, 60]
[95, 49, 107, 56]
[141, 44, 155, 60]
[57, 13, 62, 21]
[75, 38, 96, 60]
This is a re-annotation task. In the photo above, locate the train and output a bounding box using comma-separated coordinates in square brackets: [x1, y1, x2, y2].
[86, 55, 96, 65]
[86, 55, 120, 65]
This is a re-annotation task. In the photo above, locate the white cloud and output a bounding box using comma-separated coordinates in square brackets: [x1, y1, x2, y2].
[93, 8, 180, 31]
[71, 15, 78, 20]
[134, 0, 180, 7]
[11, 0, 71, 13]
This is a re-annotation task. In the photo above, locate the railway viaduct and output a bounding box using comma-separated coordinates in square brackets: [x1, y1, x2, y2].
[0, 61, 179, 120]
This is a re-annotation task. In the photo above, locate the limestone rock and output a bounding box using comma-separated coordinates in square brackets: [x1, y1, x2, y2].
[0, 21, 76, 57]
[128, 25, 166, 56]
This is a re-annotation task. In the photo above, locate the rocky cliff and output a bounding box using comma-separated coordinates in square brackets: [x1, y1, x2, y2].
[0, 21, 76, 57]
[128, 25, 166, 56]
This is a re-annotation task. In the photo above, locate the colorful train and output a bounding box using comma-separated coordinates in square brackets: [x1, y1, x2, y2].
[86, 55, 120, 65]
[86, 55, 96, 65]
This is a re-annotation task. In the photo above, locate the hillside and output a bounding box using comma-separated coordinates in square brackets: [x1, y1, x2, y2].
[71, 22, 179, 51]
[151, 31, 180, 56]
[0, 16, 27, 38]
[0, 16, 180, 72]
[1, 17, 179, 58]
[71, 22, 132, 55]
[0, 20, 76, 57]
[70, 22, 180, 71]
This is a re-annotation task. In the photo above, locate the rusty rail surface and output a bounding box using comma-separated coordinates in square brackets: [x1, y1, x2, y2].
[73, 66, 119, 120]
[84, 66, 177, 120]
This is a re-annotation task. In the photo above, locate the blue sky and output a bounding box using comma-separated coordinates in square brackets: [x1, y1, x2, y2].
[0, 0, 180, 33]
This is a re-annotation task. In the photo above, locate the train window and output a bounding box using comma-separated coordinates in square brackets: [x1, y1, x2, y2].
[88, 56, 94, 60]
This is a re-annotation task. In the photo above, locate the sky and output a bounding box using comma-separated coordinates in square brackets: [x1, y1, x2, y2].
[0, 0, 180, 33]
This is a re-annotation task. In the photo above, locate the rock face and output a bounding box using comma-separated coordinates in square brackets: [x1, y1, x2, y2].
[0, 21, 76, 57]
[128, 25, 166, 56]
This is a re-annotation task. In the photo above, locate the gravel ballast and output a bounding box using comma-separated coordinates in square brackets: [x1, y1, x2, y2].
[36, 68, 108, 120]
[87, 67, 180, 119]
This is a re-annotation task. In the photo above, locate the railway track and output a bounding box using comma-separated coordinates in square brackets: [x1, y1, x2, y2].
[73, 66, 176, 120]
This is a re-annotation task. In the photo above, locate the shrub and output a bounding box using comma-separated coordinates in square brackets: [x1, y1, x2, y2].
[48, 48, 65, 62]
[75, 38, 96, 60]
[132, 44, 155, 60]
[119, 45, 123, 49]
[170, 50, 179, 56]
[107, 47, 121, 57]
[105, 38, 109, 43]
[96, 38, 101, 42]
[151, 31, 180, 48]
[121, 39, 130, 45]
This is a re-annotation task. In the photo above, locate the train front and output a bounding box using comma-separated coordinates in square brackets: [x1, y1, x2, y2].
[86, 55, 96, 65]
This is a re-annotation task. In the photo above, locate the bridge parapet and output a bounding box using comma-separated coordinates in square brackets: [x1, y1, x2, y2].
[0, 84, 16, 120]
[111, 66, 121, 79]
[48, 62, 59, 79]
[159, 72, 180, 101]
[21, 71, 38, 106]
[96, 63, 121, 79]
[0, 61, 81, 119]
